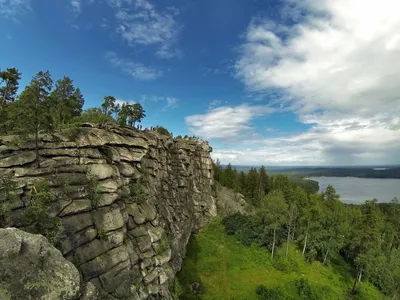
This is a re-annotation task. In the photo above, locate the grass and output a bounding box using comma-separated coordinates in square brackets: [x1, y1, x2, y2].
[177, 219, 386, 300]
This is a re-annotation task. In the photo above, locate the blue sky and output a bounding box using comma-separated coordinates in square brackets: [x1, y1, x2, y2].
[1, 0, 400, 166]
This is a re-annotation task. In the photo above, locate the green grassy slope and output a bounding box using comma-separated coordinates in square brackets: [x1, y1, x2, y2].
[177, 220, 386, 300]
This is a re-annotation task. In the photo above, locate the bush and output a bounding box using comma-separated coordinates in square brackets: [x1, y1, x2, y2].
[0, 177, 18, 227]
[130, 177, 146, 204]
[20, 180, 61, 245]
[155, 233, 170, 254]
[155, 125, 172, 137]
[256, 285, 286, 300]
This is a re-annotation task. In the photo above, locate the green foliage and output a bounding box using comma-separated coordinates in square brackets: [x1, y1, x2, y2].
[130, 177, 146, 204]
[101, 95, 120, 117]
[87, 176, 102, 208]
[177, 220, 385, 300]
[256, 285, 285, 299]
[173, 278, 183, 300]
[20, 180, 60, 245]
[49, 76, 84, 127]
[70, 107, 115, 125]
[117, 102, 146, 127]
[0, 177, 18, 227]
[0, 67, 21, 106]
[97, 227, 107, 240]
[155, 125, 172, 136]
[156, 233, 170, 255]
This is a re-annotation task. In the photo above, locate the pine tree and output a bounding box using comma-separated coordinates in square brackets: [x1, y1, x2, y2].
[0, 67, 21, 107]
[50, 76, 84, 126]
[12, 71, 53, 168]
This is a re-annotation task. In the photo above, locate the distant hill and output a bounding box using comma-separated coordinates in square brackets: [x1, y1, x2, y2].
[227, 165, 400, 179]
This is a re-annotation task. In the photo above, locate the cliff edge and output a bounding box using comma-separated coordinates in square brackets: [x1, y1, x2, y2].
[0, 124, 247, 299]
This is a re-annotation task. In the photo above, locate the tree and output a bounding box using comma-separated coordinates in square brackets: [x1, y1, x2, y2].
[101, 95, 119, 117]
[298, 193, 323, 258]
[130, 103, 146, 127]
[117, 103, 130, 126]
[0, 67, 21, 107]
[351, 199, 384, 294]
[12, 71, 53, 168]
[246, 168, 259, 206]
[258, 166, 269, 198]
[50, 76, 84, 126]
[260, 190, 288, 260]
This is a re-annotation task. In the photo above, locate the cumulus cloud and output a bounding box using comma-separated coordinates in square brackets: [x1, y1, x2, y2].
[0, 0, 31, 19]
[185, 104, 275, 139]
[106, 0, 181, 58]
[105, 51, 163, 80]
[230, 0, 400, 165]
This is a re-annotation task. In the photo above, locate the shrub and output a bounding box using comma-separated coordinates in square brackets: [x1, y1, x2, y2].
[97, 227, 107, 240]
[20, 180, 61, 245]
[173, 278, 183, 300]
[130, 177, 146, 204]
[0, 177, 19, 227]
[256, 285, 285, 300]
[155, 125, 172, 137]
[156, 233, 170, 255]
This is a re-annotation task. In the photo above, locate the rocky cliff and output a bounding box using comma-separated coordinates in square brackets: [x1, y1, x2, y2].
[0, 124, 246, 299]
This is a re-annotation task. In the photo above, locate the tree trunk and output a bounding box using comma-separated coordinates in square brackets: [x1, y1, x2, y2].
[286, 224, 291, 257]
[358, 269, 363, 283]
[271, 228, 276, 260]
[302, 232, 308, 256]
[351, 269, 361, 294]
[323, 237, 331, 265]
[35, 128, 40, 168]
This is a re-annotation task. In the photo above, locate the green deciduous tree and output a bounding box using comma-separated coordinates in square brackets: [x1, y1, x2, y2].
[260, 190, 288, 260]
[351, 199, 384, 294]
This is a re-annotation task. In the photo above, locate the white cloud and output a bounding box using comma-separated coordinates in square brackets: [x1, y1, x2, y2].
[106, 0, 181, 59]
[115, 98, 136, 107]
[140, 95, 179, 110]
[70, 0, 81, 13]
[231, 0, 400, 165]
[185, 104, 275, 139]
[105, 51, 163, 80]
[0, 0, 31, 19]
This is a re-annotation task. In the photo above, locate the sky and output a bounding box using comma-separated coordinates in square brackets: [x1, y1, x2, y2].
[1, 0, 400, 166]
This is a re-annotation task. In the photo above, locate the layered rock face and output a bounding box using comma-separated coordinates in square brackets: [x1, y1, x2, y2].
[0, 125, 218, 299]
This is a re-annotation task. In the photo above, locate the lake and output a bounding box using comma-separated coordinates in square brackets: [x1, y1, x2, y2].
[308, 177, 400, 204]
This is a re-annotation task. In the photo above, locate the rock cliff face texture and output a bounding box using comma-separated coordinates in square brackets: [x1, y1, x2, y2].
[0, 125, 220, 299]
[0, 227, 98, 300]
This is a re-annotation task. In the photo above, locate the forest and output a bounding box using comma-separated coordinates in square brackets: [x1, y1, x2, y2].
[194, 162, 400, 299]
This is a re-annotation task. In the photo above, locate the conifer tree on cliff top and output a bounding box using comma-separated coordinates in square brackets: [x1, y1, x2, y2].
[12, 71, 53, 168]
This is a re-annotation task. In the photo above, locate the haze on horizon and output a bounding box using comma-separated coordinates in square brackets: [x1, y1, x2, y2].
[1, 0, 399, 166]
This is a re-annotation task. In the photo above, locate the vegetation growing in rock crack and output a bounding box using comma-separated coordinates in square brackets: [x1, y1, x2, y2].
[130, 177, 147, 204]
[155, 233, 170, 255]
[0, 177, 18, 227]
[20, 180, 61, 245]
[87, 176, 102, 208]
[97, 227, 107, 241]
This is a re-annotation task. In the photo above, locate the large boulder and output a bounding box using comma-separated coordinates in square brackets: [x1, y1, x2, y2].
[0, 228, 98, 300]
